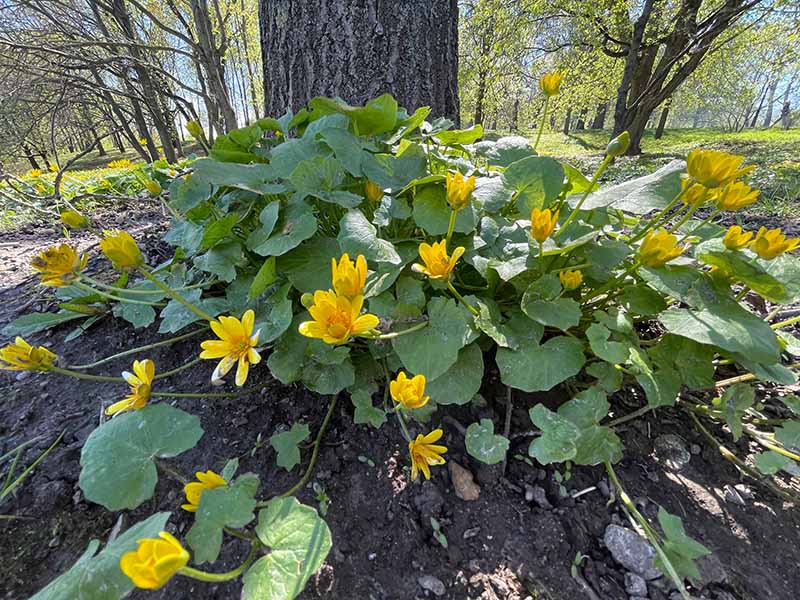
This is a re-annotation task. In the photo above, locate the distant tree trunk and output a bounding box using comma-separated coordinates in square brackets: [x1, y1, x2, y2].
[763, 79, 778, 127]
[692, 107, 702, 128]
[780, 101, 791, 129]
[575, 107, 588, 130]
[590, 102, 607, 129]
[510, 97, 520, 130]
[562, 107, 572, 134]
[654, 99, 670, 139]
[473, 71, 487, 127]
[92, 129, 107, 156]
[260, 0, 460, 121]
[22, 144, 41, 169]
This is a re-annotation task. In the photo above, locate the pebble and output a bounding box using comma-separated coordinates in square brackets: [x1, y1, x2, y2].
[625, 572, 648, 596]
[603, 524, 661, 580]
[653, 434, 691, 471]
[723, 484, 746, 506]
[417, 575, 445, 596]
[690, 444, 702, 455]
[367, 552, 377, 561]
[463, 527, 480, 539]
[525, 484, 552, 509]
[449, 462, 480, 501]
[734, 483, 754, 500]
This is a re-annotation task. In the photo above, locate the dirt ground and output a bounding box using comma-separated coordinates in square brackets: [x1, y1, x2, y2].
[2, 206, 800, 600]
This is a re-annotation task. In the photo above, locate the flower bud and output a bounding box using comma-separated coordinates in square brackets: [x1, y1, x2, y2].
[301, 293, 315, 308]
[606, 132, 630, 157]
[144, 180, 162, 196]
[60, 210, 89, 229]
[186, 120, 204, 139]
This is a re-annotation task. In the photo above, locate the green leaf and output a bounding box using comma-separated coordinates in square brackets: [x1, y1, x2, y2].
[194, 241, 247, 282]
[472, 176, 513, 213]
[337, 209, 401, 264]
[210, 124, 264, 163]
[301, 354, 355, 395]
[29, 513, 170, 600]
[269, 138, 326, 179]
[586, 323, 631, 364]
[465, 419, 509, 465]
[79, 404, 203, 510]
[279, 236, 342, 294]
[158, 288, 226, 334]
[320, 128, 368, 176]
[249, 257, 277, 300]
[496, 336, 585, 392]
[1, 310, 83, 337]
[629, 347, 681, 407]
[267, 315, 309, 384]
[433, 124, 483, 145]
[619, 285, 667, 316]
[392, 297, 469, 380]
[696, 241, 786, 302]
[113, 301, 155, 329]
[649, 334, 716, 389]
[246, 202, 282, 251]
[425, 343, 484, 405]
[473, 135, 536, 167]
[350, 388, 386, 428]
[242, 497, 332, 600]
[249, 202, 317, 257]
[270, 423, 311, 471]
[656, 507, 711, 582]
[581, 160, 683, 214]
[720, 384, 755, 442]
[253, 282, 293, 344]
[412, 184, 478, 235]
[527, 405, 580, 464]
[522, 297, 581, 332]
[201, 213, 239, 250]
[780, 395, 800, 415]
[754, 450, 792, 475]
[586, 361, 622, 393]
[309, 93, 398, 136]
[502, 156, 564, 213]
[186, 477, 258, 564]
[762, 254, 800, 304]
[558, 387, 609, 429]
[775, 421, 800, 450]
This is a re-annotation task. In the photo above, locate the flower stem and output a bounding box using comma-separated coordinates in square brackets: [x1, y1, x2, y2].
[73, 279, 165, 307]
[447, 281, 479, 316]
[532, 96, 550, 152]
[139, 268, 215, 322]
[445, 209, 458, 247]
[771, 314, 800, 330]
[178, 542, 261, 583]
[677, 208, 721, 244]
[68, 327, 208, 370]
[734, 285, 751, 301]
[630, 185, 690, 244]
[375, 321, 428, 340]
[153, 357, 202, 380]
[395, 407, 413, 442]
[48, 365, 124, 382]
[80, 273, 217, 295]
[666, 202, 701, 234]
[151, 388, 262, 398]
[556, 154, 612, 237]
[583, 262, 640, 304]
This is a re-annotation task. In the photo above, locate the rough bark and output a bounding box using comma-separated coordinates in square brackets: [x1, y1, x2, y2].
[762, 79, 778, 127]
[654, 99, 670, 139]
[590, 102, 607, 129]
[260, 0, 460, 121]
[562, 107, 572, 135]
[575, 108, 588, 130]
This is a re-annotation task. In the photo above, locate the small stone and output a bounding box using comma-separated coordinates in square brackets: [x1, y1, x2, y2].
[598, 479, 610, 499]
[654, 434, 691, 471]
[16, 371, 31, 381]
[417, 575, 445, 596]
[734, 483, 754, 500]
[231, 417, 248, 427]
[690, 444, 702, 455]
[529, 485, 552, 509]
[367, 552, 377, 561]
[463, 527, 480, 539]
[449, 462, 480, 501]
[603, 524, 661, 580]
[723, 484, 746, 506]
[697, 554, 728, 585]
[625, 572, 648, 596]
[48, 536, 61, 548]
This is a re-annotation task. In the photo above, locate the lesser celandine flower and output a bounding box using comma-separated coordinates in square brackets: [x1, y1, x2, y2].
[187, 120, 204, 138]
[31, 243, 87, 286]
[139, 137, 148, 146]
[680, 180, 709, 206]
[408, 429, 447, 481]
[144, 180, 162, 196]
[530, 207, 559, 243]
[49, 164, 59, 172]
[390, 371, 430, 410]
[181, 470, 227, 512]
[412, 240, 464, 280]
[200, 309, 261, 386]
[60, 210, 89, 229]
[715, 181, 759, 212]
[0, 337, 56, 372]
[750, 227, 800, 260]
[105, 359, 154, 416]
[722, 226, 753, 251]
[100, 230, 144, 269]
[364, 180, 384, 203]
[28, 168, 41, 177]
[298, 291, 379, 345]
[606, 131, 630, 157]
[559, 269, 583, 290]
[686, 149, 753, 189]
[119, 531, 189, 590]
[331, 253, 367, 299]
[445, 172, 475, 211]
[638, 229, 684, 268]
[108, 159, 131, 169]
[539, 71, 564, 97]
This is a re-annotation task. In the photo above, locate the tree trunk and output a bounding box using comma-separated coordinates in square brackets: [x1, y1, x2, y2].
[473, 71, 487, 126]
[654, 100, 670, 139]
[763, 79, 778, 127]
[260, 0, 460, 121]
[575, 108, 587, 130]
[562, 107, 572, 135]
[780, 101, 791, 129]
[590, 102, 607, 129]
[510, 97, 520, 130]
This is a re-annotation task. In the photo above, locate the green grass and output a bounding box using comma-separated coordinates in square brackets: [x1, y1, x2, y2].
[498, 127, 800, 219]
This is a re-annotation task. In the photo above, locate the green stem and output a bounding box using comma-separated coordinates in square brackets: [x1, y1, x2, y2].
[153, 357, 202, 380]
[734, 286, 751, 301]
[68, 327, 208, 370]
[556, 154, 612, 237]
[178, 542, 261, 583]
[745, 429, 800, 463]
[677, 208, 721, 244]
[74, 280, 165, 307]
[583, 262, 640, 304]
[80, 273, 216, 295]
[532, 96, 550, 152]
[375, 321, 428, 340]
[395, 407, 413, 442]
[139, 268, 215, 322]
[630, 185, 690, 244]
[666, 202, 700, 234]
[48, 365, 124, 382]
[447, 281, 479, 316]
[445, 209, 458, 247]
[605, 405, 652, 428]
[771, 314, 800, 330]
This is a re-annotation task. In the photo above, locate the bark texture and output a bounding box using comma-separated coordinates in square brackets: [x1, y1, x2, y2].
[260, 0, 460, 121]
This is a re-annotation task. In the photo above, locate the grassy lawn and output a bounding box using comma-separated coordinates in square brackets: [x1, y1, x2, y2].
[503, 127, 800, 219]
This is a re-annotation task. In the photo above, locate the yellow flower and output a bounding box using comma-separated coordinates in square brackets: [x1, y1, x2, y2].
[31, 243, 87, 286]
[187, 120, 204, 138]
[539, 71, 564, 97]
[49, 164, 59, 172]
[722, 225, 753, 251]
[35, 183, 46, 194]
[119, 531, 189, 590]
[750, 226, 800, 260]
[445, 172, 475, 211]
[0, 337, 56, 372]
[144, 180, 162, 196]
[108, 159, 131, 169]
[412, 240, 465, 280]
[100, 230, 144, 269]
[105, 359, 154, 416]
[680, 180, 709, 205]
[715, 181, 759, 212]
[390, 371, 429, 410]
[181, 470, 227, 512]
[28, 169, 41, 177]
[199, 309, 261, 386]
[298, 291, 379, 345]
[638, 229, 684, 268]
[364, 180, 384, 203]
[408, 429, 447, 481]
[60, 210, 89, 229]
[331, 253, 367, 298]
[686, 149, 753, 189]
[139, 137, 148, 146]
[559, 270, 583, 290]
[530, 207, 559, 243]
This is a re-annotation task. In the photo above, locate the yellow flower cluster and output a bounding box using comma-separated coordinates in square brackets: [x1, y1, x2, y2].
[559, 269, 583, 290]
[720, 225, 799, 259]
[31, 243, 87, 287]
[686, 149, 754, 189]
[0, 337, 56, 372]
[108, 159, 132, 169]
[200, 309, 262, 386]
